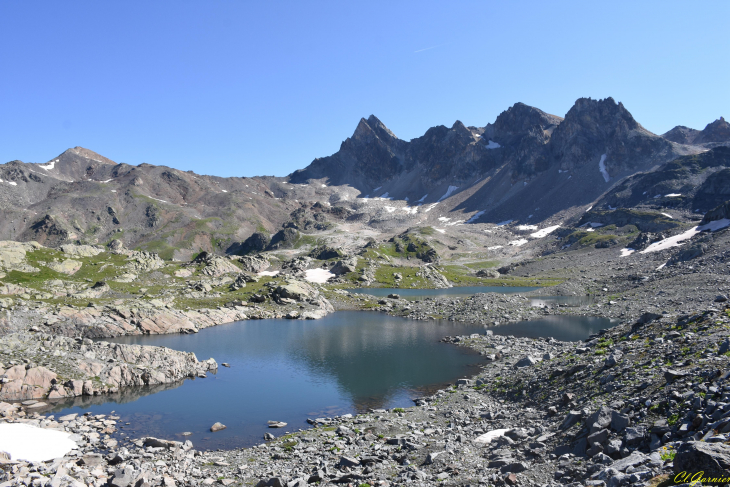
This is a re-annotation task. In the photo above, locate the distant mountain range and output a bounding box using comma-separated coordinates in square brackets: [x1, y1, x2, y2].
[1, 98, 728, 257]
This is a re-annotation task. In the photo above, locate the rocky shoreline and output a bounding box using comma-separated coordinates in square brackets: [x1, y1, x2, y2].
[3, 304, 730, 486]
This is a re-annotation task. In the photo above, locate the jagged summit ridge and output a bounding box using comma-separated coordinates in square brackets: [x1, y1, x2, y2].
[662, 116, 730, 145]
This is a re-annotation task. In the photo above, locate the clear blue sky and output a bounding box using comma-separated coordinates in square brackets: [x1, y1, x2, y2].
[1, 1, 728, 177]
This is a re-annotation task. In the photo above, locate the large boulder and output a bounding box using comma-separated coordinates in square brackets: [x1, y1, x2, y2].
[674, 441, 730, 478]
[47, 259, 82, 275]
[237, 255, 270, 273]
[309, 245, 343, 260]
[331, 257, 358, 275]
[274, 280, 316, 302]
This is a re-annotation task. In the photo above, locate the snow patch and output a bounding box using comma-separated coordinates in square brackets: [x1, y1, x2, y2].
[321, 184, 327, 188]
[620, 248, 635, 257]
[665, 193, 682, 197]
[598, 154, 609, 182]
[485, 140, 501, 149]
[586, 228, 595, 232]
[110, 190, 116, 193]
[434, 228, 446, 234]
[638, 220, 730, 254]
[8, 181, 17, 186]
[39, 159, 57, 171]
[487, 245, 503, 250]
[473, 428, 510, 446]
[516, 225, 538, 231]
[509, 239, 529, 246]
[530, 225, 561, 238]
[304, 268, 335, 284]
[402, 207, 418, 215]
[446, 220, 464, 226]
[585, 205, 593, 212]
[221, 190, 228, 193]
[438, 217, 451, 222]
[466, 210, 485, 224]
[438, 186, 458, 202]
[258, 270, 280, 277]
[0, 423, 77, 462]
[384, 207, 396, 213]
[100, 179, 113, 183]
[661, 213, 673, 219]
[656, 262, 666, 271]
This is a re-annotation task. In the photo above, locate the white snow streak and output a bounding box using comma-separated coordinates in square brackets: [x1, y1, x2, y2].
[640, 219, 730, 254]
[8, 182, 17, 186]
[530, 225, 561, 238]
[487, 245, 503, 250]
[438, 217, 451, 222]
[148, 197, 167, 203]
[434, 228, 446, 234]
[424, 203, 438, 212]
[620, 248, 635, 257]
[661, 213, 673, 219]
[485, 140, 501, 149]
[665, 193, 682, 197]
[221, 190, 228, 193]
[438, 186, 458, 202]
[598, 154, 609, 182]
[509, 239, 529, 246]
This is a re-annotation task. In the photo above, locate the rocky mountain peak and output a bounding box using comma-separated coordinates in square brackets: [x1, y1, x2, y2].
[662, 117, 730, 145]
[486, 102, 562, 143]
[696, 116, 730, 144]
[662, 125, 700, 144]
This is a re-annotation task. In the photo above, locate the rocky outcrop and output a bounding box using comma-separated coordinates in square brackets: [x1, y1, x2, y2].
[46, 259, 82, 275]
[331, 257, 358, 276]
[266, 228, 299, 250]
[193, 252, 241, 277]
[60, 244, 105, 257]
[236, 255, 270, 273]
[124, 251, 164, 272]
[0, 241, 42, 273]
[0, 332, 217, 401]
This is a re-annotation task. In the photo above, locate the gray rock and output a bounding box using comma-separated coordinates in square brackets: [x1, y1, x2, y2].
[673, 441, 730, 477]
[610, 451, 647, 472]
[338, 456, 360, 468]
[515, 356, 539, 368]
[110, 466, 138, 487]
[588, 406, 614, 431]
[624, 426, 646, 445]
[611, 411, 631, 432]
[588, 429, 609, 446]
[210, 422, 226, 432]
[560, 410, 583, 430]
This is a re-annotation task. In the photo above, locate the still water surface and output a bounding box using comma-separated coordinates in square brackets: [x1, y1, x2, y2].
[50, 311, 617, 450]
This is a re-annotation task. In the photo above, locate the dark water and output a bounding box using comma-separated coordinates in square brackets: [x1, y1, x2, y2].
[347, 286, 539, 299]
[490, 315, 618, 342]
[50, 311, 617, 450]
